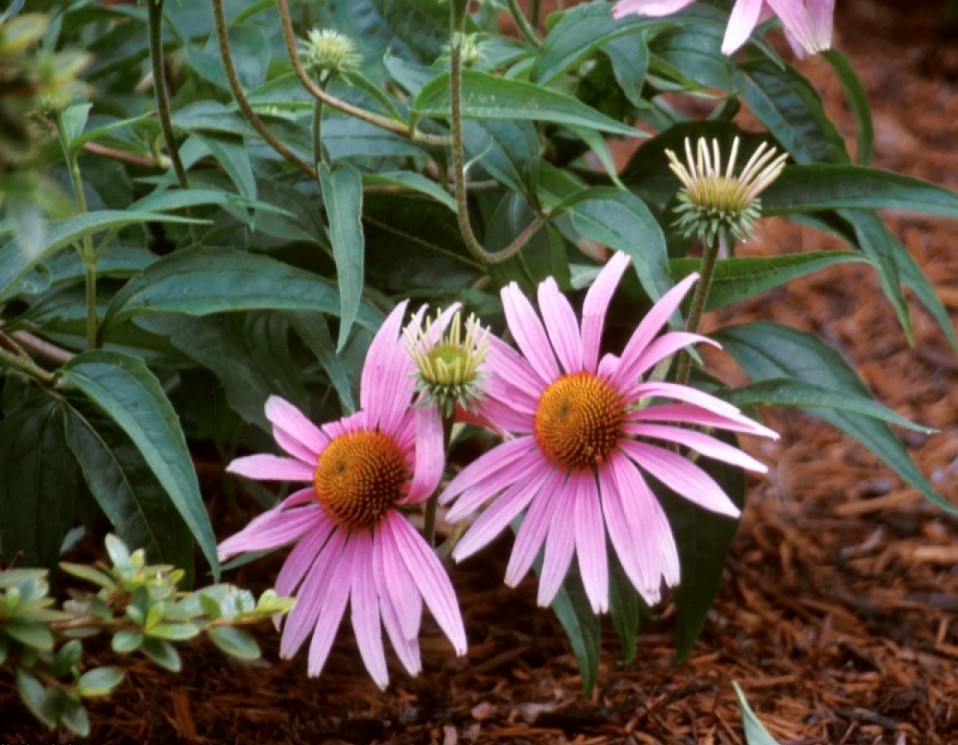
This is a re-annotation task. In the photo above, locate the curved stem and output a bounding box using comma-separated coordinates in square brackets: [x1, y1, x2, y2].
[0, 345, 54, 384]
[275, 0, 449, 147]
[449, 16, 545, 264]
[9, 330, 74, 365]
[506, 0, 541, 47]
[675, 233, 727, 385]
[148, 0, 200, 246]
[211, 0, 316, 179]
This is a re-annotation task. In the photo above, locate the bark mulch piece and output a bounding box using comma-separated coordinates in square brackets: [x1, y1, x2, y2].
[2, 1, 957, 742]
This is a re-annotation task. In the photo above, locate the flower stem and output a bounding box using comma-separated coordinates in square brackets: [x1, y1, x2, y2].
[211, 0, 316, 178]
[506, 0, 541, 46]
[424, 410, 456, 547]
[148, 0, 200, 246]
[676, 232, 727, 385]
[0, 345, 54, 384]
[312, 96, 326, 172]
[449, 7, 545, 265]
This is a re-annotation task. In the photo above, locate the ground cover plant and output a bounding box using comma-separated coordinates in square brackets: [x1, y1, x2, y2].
[1, 0, 957, 740]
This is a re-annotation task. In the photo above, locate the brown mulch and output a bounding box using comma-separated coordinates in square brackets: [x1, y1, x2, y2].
[3, 1, 958, 743]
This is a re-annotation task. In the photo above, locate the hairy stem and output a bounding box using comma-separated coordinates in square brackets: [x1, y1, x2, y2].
[0, 345, 54, 384]
[211, 0, 316, 178]
[675, 233, 727, 385]
[506, 0, 541, 46]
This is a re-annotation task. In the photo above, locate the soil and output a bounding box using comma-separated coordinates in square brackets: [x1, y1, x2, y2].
[2, 1, 958, 743]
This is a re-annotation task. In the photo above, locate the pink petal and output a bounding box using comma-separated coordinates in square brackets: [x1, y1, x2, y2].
[485, 335, 545, 410]
[581, 252, 631, 372]
[612, 0, 695, 18]
[265, 395, 327, 460]
[501, 283, 560, 385]
[615, 272, 698, 383]
[373, 545, 422, 676]
[306, 535, 354, 677]
[505, 467, 566, 587]
[613, 331, 717, 388]
[572, 472, 608, 613]
[452, 464, 550, 562]
[445, 444, 547, 525]
[620, 440, 741, 517]
[721, 0, 765, 54]
[280, 528, 346, 659]
[630, 380, 744, 419]
[350, 534, 389, 689]
[279, 487, 317, 510]
[537, 277, 583, 373]
[387, 514, 467, 655]
[376, 519, 422, 641]
[475, 398, 535, 435]
[274, 517, 335, 601]
[361, 301, 414, 433]
[226, 454, 314, 482]
[405, 403, 445, 504]
[537, 489, 576, 607]
[440, 436, 537, 509]
[626, 423, 767, 471]
[217, 505, 323, 561]
[634, 403, 779, 438]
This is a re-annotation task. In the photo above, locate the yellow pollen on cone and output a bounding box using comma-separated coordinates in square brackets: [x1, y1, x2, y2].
[313, 430, 408, 530]
[534, 372, 625, 470]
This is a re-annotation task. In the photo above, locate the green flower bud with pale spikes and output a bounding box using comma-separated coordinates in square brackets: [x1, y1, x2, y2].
[665, 136, 788, 245]
[299, 29, 363, 81]
[405, 308, 490, 418]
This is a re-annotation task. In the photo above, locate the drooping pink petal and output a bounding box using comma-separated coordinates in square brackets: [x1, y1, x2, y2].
[630, 380, 745, 419]
[226, 454, 314, 482]
[349, 534, 389, 689]
[536, 492, 576, 607]
[620, 440, 741, 517]
[485, 335, 545, 409]
[501, 283, 561, 384]
[612, 331, 717, 388]
[373, 551, 422, 676]
[361, 301, 414, 433]
[387, 514, 467, 655]
[634, 403, 779, 438]
[538, 277, 583, 373]
[405, 403, 444, 503]
[274, 517, 335, 600]
[505, 467, 566, 587]
[445, 445, 547, 525]
[280, 528, 346, 659]
[452, 464, 550, 562]
[376, 517, 422, 641]
[627, 423, 768, 472]
[265, 395, 327, 460]
[615, 272, 698, 382]
[278, 487, 318, 510]
[581, 251, 631, 372]
[612, 0, 695, 19]
[306, 535, 354, 677]
[721, 0, 766, 54]
[572, 472, 608, 613]
[217, 505, 323, 561]
[440, 436, 538, 507]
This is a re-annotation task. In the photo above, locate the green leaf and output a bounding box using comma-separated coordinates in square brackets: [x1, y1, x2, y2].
[716, 322, 957, 514]
[57, 697, 91, 737]
[669, 252, 869, 311]
[289, 312, 357, 414]
[76, 666, 125, 697]
[413, 68, 641, 136]
[363, 171, 456, 211]
[3, 619, 55, 650]
[319, 163, 365, 351]
[549, 570, 602, 696]
[893, 236, 958, 355]
[552, 187, 671, 300]
[208, 626, 261, 660]
[70, 112, 153, 153]
[59, 562, 117, 589]
[727, 379, 934, 433]
[140, 637, 182, 672]
[823, 50, 873, 166]
[0, 396, 76, 571]
[762, 165, 958, 217]
[59, 351, 219, 576]
[733, 682, 782, 745]
[102, 247, 378, 333]
[192, 134, 257, 202]
[608, 555, 643, 666]
[111, 630, 144, 653]
[148, 623, 201, 641]
[104, 534, 131, 569]
[58, 103, 92, 148]
[463, 119, 540, 196]
[62, 407, 195, 575]
[657, 431, 745, 660]
[15, 670, 56, 728]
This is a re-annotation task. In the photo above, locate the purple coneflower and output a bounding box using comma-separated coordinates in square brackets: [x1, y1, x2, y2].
[440, 253, 777, 613]
[218, 303, 466, 688]
[612, 0, 834, 57]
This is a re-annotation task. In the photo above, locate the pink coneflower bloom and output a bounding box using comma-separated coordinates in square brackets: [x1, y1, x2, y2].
[218, 302, 466, 688]
[439, 253, 777, 613]
[612, 0, 834, 57]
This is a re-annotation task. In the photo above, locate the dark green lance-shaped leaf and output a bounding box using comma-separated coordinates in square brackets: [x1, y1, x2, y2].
[893, 232, 958, 355]
[549, 569, 602, 696]
[669, 252, 869, 311]
[76, 666, 125, 697]
[552, 187, 671, 300]
[734, 682, 782, 745]
[363, 171, 456, 211]
[602, 30, 650, 110]
[716, 322, 957, 514]
[59, 351, 220, 576]
[735, 59, 848, 165]
[823, 50, 873, 166]
[0, 396, 76, 571]
[102, 247, 378, 333]
[412, 68, 640, 136]
[62, 406, 195, 576]
[192, 134, 257, 201]
[0, 210, 201, 301]
[656, 432, 745, 661]
[208, 626, 261, 660]
[319, 163, 365, 351]
[289, 312, 357, 414]
[762, 165, 958, 217]
[609, 554, 645, 666]
[726, 379, 934, 432]
[463, 119, 540, 197]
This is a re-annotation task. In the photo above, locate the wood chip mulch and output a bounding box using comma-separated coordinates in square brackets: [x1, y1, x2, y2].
[2, 1, 957, 742]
